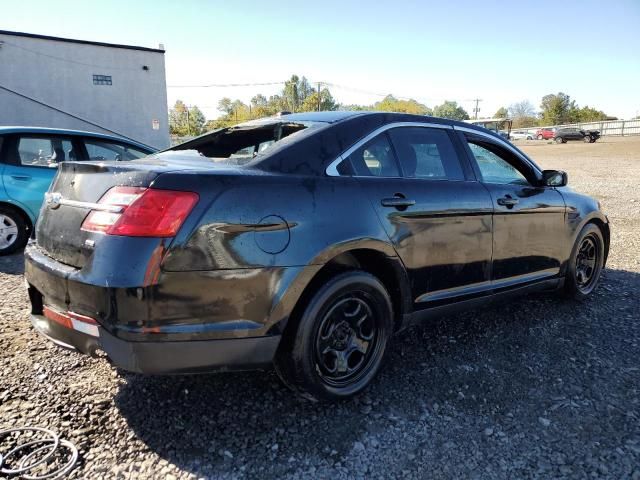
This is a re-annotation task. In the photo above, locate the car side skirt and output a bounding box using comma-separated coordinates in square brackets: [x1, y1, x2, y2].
[404, 276, 563, 328]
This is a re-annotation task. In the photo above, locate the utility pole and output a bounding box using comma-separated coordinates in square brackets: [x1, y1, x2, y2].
[471, 98, 483, 119]
[317, 82, 322, 112]
[186, 106, 190, 136]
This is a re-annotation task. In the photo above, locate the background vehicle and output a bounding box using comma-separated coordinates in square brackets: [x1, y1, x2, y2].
[25, 112, 609, 401]
[510, 130, 535, 141]
[553, 127, 601, 144]
[0, 127, 155, 254]
[536, 127, 556, 140]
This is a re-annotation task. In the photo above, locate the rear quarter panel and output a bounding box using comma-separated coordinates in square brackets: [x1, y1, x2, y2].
[158, 171, 394, 271]
[150, 170, 398, 335]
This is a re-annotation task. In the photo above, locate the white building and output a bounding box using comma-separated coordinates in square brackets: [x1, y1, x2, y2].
[0, 30, 169, 149]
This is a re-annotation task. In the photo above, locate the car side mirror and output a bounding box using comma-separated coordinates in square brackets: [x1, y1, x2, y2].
[542, 169, 567, 187]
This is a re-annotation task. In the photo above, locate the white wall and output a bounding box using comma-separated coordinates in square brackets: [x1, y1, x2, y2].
[0, 32, 169, 149]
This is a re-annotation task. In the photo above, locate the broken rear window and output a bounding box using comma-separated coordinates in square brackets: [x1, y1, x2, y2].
[168, 121, 318, 165]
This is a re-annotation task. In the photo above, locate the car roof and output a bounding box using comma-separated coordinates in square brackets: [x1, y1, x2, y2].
[173, 111, 509, 156]
[0, 126, 154, 151]
[239, 111, 492, 132]
[268, 111, 367, 123]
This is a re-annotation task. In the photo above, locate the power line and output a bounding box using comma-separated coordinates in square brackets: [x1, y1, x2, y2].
[323, 81, 429, 102]
[167, 81, 286, 88]
[170, 78, 467, 112]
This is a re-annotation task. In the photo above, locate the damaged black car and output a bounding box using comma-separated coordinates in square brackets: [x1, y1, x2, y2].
[25, 111, 609, 401]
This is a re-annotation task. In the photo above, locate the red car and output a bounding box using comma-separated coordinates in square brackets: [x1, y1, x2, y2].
[536, 128, 556, 140]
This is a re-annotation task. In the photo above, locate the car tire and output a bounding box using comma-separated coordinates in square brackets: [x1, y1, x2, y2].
[274, 270, 393, 401]
[583, 136, 592, 143]
[0, 206, 29, 256]
[555, 137, 564, 144]
[537, 134, 543, 140]
[563, 223, 605, 300]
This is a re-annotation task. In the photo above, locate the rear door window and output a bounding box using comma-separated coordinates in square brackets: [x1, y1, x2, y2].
[345, 133, 401, 177]
[387, 127, 465, 180]
[84, 139, 148, 161]
[17, 136, 75, 167]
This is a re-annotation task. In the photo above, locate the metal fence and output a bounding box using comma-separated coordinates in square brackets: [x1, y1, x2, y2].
[531, 119, 640, 137]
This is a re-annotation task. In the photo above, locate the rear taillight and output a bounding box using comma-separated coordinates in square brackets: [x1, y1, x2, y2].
[81, 187, 199, 237]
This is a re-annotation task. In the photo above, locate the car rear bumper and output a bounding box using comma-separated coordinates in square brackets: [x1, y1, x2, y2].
[30, 312, 280, 374]
[24, 243, 291, 373]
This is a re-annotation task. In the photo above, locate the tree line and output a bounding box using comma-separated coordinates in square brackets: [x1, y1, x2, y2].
[169, 75, 615, 136]
[493, 94, 614, 129]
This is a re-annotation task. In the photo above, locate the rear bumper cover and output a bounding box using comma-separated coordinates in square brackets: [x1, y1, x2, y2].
[30, 312, 280, 374]
[24, 242, 287, 374]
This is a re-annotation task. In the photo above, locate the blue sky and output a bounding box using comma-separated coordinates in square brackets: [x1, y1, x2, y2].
[2, 0, 639, 119]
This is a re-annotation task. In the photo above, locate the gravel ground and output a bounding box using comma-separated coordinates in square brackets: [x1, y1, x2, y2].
[1, 136, 639, 479]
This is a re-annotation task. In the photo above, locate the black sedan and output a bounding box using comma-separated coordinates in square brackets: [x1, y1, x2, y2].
[24, 112, 609, 401]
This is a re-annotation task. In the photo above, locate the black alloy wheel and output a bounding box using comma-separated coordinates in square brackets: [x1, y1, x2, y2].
[314, 293, 381, 387]
[564, 223, 605, 299]
[274, 270, 393, 401]
[575, 235, 600, 293]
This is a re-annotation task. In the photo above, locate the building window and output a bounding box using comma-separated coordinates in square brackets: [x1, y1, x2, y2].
[93, 74, 112, 85]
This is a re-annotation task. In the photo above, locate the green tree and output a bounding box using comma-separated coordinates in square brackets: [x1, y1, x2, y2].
[433, 101, 470, 120]
[281, 75, 316, 112]
[186, 105, 206, 136]
[251, 94, 268, 107]
[210, 74, 341, 126]
[250, 94, 278, 118]
[169, 100, 189, 136]
[540, 92, 576, 125]
[540, 93, 613, 125]
[372, 95, 431, 115]
[169, 100, 206, 136]
[217, 97, 233, 116]
[494, 107, 509, 118]
[575, 106, 608, 122]
[300, 88, 338, 112]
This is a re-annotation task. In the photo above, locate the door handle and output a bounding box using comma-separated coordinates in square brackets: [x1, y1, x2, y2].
[10, 175, 32, 181]
[381, 196, 416, 209]
[497, 195, 519, 208]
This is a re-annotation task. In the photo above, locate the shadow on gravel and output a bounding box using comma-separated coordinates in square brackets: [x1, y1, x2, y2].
[0, 252, 25, 275]
[113, 268, 639, 477]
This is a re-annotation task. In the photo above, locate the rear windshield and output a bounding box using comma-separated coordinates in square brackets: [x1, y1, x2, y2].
[168, 121, 317, 165]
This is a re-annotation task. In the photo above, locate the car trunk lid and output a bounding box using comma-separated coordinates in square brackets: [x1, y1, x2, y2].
[35, 158, 202, 268]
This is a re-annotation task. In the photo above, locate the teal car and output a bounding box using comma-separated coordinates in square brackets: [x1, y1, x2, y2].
[0, 127, 155, 255]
